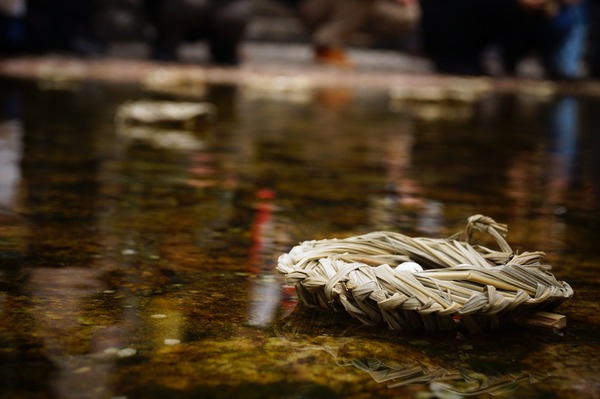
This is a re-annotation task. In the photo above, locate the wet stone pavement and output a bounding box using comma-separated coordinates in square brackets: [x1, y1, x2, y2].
[0, 41, 600, 399]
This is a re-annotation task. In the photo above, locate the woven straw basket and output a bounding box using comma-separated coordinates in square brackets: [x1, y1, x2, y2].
[277, 215, 573, 332]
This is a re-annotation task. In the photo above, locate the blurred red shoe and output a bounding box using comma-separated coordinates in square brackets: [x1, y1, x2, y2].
[314, 46, 352, 67]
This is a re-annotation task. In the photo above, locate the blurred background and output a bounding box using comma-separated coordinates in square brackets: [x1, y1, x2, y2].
[0, 0, 599, 78]
[1, 1, 600, 399]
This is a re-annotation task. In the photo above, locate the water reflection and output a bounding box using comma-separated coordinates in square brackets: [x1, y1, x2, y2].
[0, 79, 598, 398]
[0, 81, 23, 215]
[247, 188, 284, 328]
[549, 96, 580, 192]
[275, 305, 550, 398]
[349, 358, 545, 396]
[369, 121, 445, 235]
[0, 121, 22, 212]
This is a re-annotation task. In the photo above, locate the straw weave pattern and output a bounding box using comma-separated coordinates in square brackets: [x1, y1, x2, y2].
[277, 215, 573, 332]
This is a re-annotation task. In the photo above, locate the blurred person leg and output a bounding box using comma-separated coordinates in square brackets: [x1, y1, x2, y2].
[419, 0, 491, 75]
[543, 0, 590, 79]
[144, 0, 252, 64]
[420, 0, 554, 76]
[499, 0, 590, 79]
[94, 1, 147, 44]
[496, 1, 547, 76]
[592, 41, 600, 78]
[207, 0, 254, 65]
[144, 0, 210, 61]
[298, 0, 376, 66]
[25, 0, 102, 55]
[60, 0, 104, 55]
[24, 0, 51, 53]
[590, 1, 600, 77]
[0, 0, 26, 56]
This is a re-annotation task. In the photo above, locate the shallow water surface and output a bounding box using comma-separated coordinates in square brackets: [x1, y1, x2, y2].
[0, 77, 599, 399]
